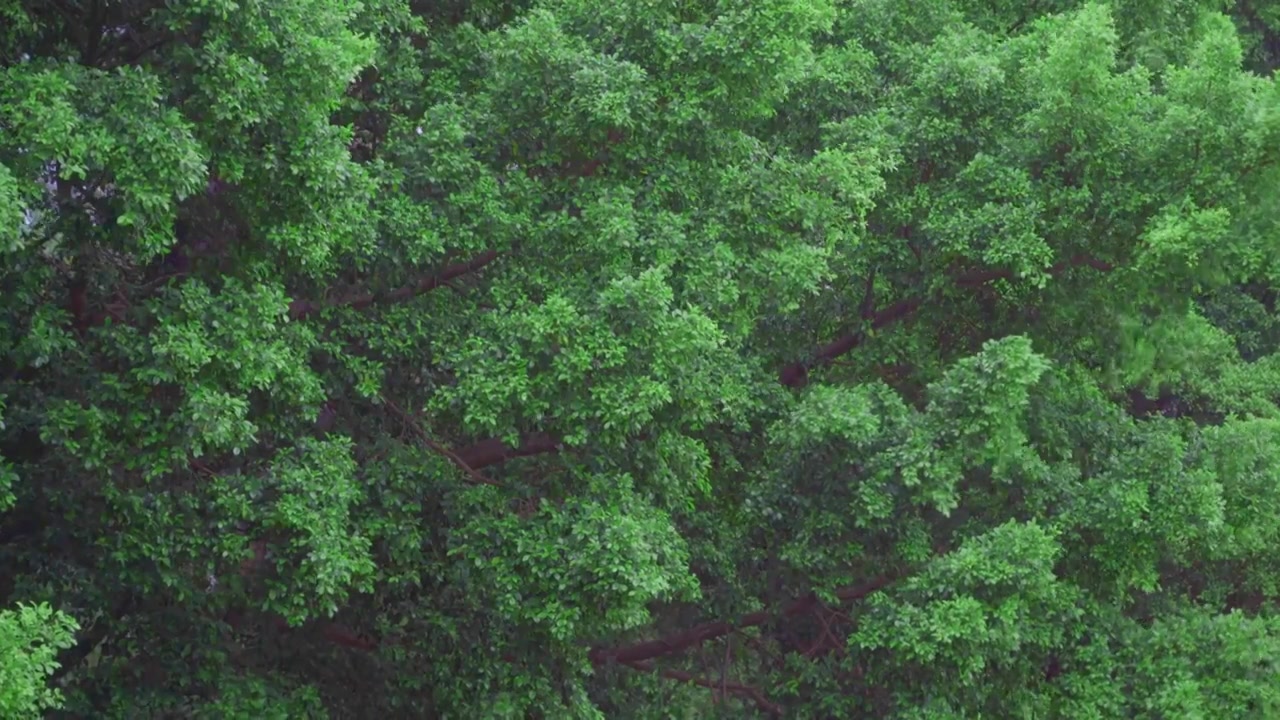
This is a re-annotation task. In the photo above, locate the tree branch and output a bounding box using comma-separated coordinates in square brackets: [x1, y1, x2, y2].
[454, 432, 561, 470]
[220, 252, 1115, 696]
[780, 254, 1115, 388]
[380, 394, 503, 487]
[858, 267, 878, 321]
[589, 575, 892, 666]
[625, 660, 782, 716]
[953, 253, 1113, 288]
[301, 254, 1116, 474]
[779, 296, 922, 388]
[288, 250, 502, 320]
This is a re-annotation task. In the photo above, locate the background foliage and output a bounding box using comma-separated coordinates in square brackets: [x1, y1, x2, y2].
[4, 0, 1280, 716]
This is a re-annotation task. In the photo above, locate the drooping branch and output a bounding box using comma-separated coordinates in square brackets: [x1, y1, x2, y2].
[953, 253, 1114, 288]
[582, 576, 890, 713]
[625, 661, 783, 716]
[264, 576, 890, 670]
[589, 575, 892, 667]
[780, 254, 1116, 388]
[225, 252, 1112, 700]
[779, 296, 922, 388]
[288, 250, 502, 320]
[345, 255, 1117, 470]
[381, 394, 503, 487]
[454, 432, 561, 470]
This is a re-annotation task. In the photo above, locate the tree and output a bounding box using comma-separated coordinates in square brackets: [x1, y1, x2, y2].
[3, 0, 1280, 716]
[0, 602, 78, 718]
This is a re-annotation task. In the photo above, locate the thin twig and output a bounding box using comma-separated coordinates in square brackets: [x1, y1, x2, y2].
[379, 394, 502, 487]
[188, 458, 216, 476]
[625, 661, 782, 716]
[721, 634, 732, 702]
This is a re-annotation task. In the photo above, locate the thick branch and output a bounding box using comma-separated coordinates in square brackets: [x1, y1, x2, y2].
[288, 250, 501, 320]
[466, 255, 1107, 461]
[626, 661, 782, 716]
[381, 395, 502, 486]
[779, 296, 922, 387]
[780, 255, 1115, 388]
[953, 254, 1114, 288]
[224, 611, 380, 652]
[454, 432, 561, 470]
[261, 577, 890, 668]
[589, 575, 891, 667]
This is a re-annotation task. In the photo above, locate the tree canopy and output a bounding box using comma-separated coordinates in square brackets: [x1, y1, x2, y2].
[4, 0, 1280, 716]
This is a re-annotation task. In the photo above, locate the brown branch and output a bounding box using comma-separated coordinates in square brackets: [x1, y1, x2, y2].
[228, 569, 889, 715]
[780, 254, 1115, 388]
[227, 406, 523, 641]
[226, 253, 1110, 677]
[737, 629, 781, 667]
[589, 575, 891, 667]
[438, 260, 1112, 465]
[224, 611, 381, 652]
[454, 432, 561, 470]
[953, 253, 1114, 288]
[624, 661, 782, 717]
[722, 635, 731, 702]
[380, 395, 503, 487]
[63, 249, 503, 333]
[779, 296, 922, 387]
[288, 250, 502, 320]
[858, 268, 878, 321]
[805, 606, 847, 659]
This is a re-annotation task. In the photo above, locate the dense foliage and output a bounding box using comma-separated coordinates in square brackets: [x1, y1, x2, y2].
[5, 0, 1280, 716]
